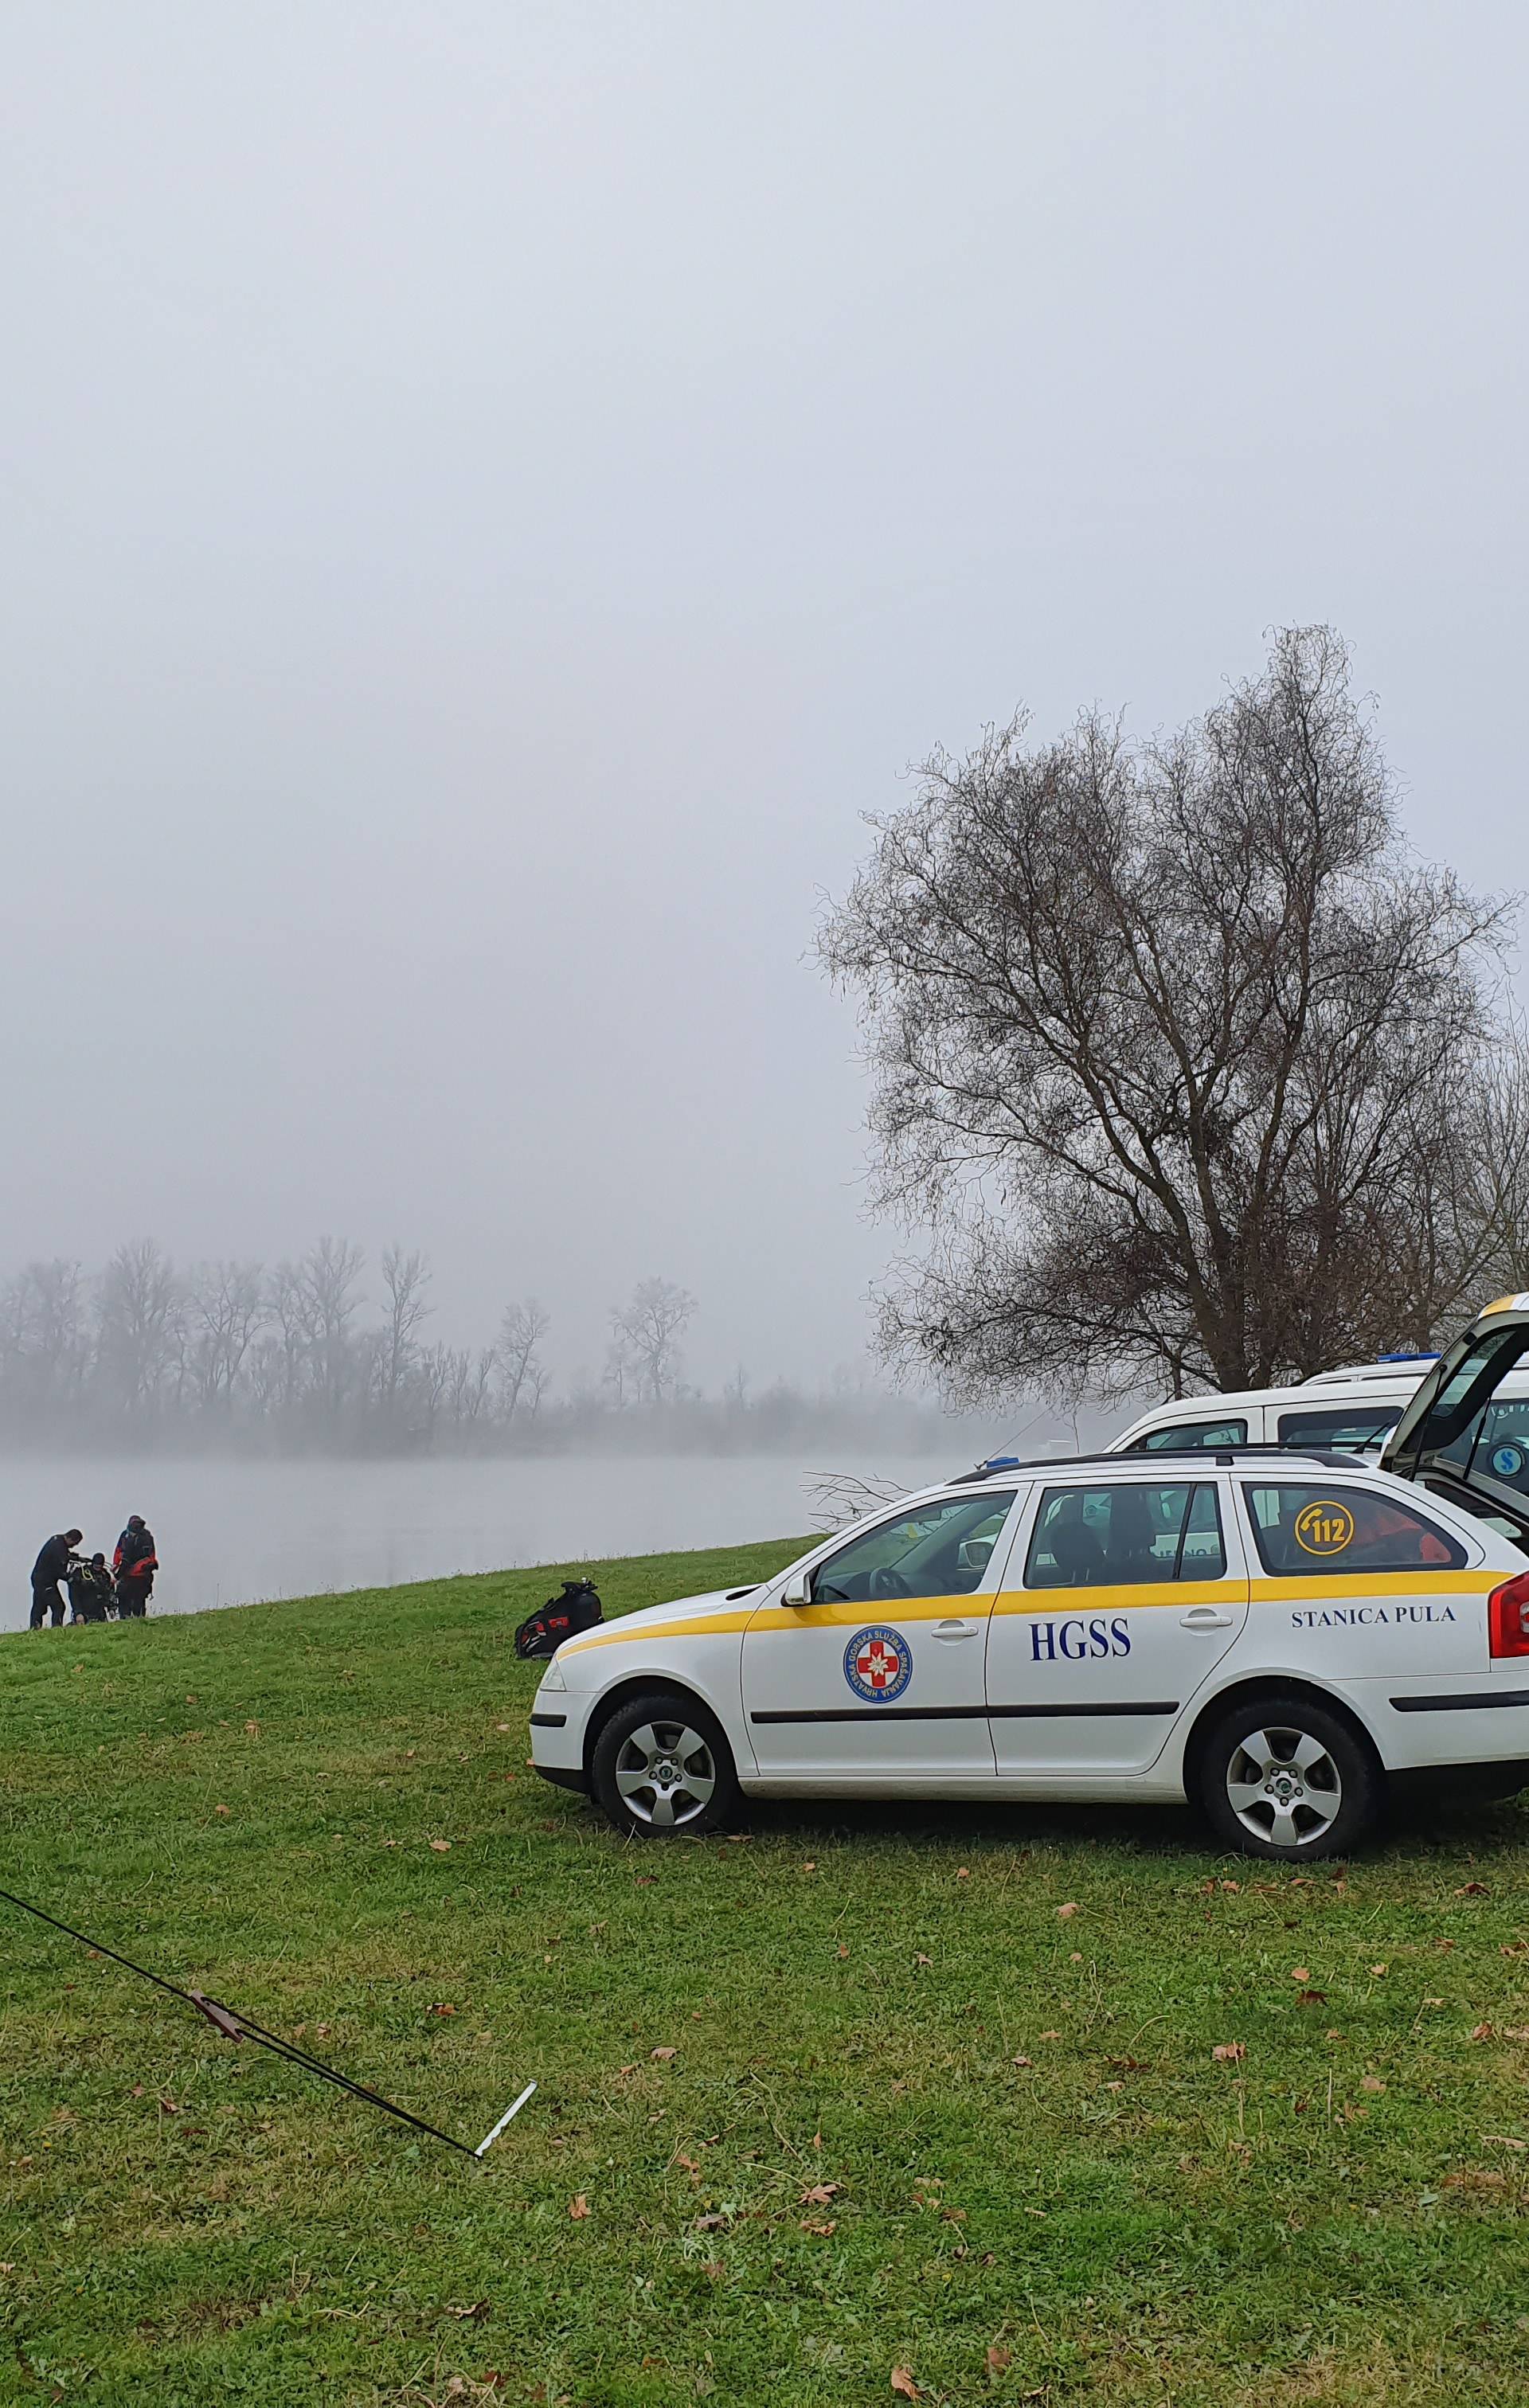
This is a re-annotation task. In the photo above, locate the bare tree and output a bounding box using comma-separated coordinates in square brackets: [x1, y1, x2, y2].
[186, 1261, 268, 1411]
[377, 1245, 433, 1416]
[609, 1277, 698, 1404]
[94, 1240, 184, 1414]
[497, 1298, 550, 1422]
[299, 1237, 366, 1425]
[822, 627, 1515, 1403]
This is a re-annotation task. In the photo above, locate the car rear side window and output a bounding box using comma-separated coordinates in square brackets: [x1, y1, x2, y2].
[1026, 1482, 1226, 1587]
[1242, 1484, 1467, 1576]
[1274, 1404, 1404, 1450]
[1129, 1416, 1248, 1451]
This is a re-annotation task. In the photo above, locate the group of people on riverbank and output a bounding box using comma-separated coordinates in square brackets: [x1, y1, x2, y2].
[29, 1517, 158, 1628]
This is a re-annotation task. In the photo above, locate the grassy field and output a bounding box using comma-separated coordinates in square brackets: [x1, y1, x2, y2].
[2, 1538, 1529, 2407]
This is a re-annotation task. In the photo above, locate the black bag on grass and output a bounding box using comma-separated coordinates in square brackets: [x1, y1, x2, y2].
[514, 1577, 603, 1659]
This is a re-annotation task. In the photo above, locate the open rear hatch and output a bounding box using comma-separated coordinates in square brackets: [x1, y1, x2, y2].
[1381, 1295, 1529, 1542]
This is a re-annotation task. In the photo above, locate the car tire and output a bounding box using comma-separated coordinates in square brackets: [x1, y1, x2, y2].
[591, 1691, 740, 1840]
[1196, 1693, 1381, 1863]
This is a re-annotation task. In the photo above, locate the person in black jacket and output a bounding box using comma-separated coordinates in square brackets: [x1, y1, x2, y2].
[68, 1552, 115, 1624]
[113, 1515, 157, 1616]
[30, 1529, 84, 1629]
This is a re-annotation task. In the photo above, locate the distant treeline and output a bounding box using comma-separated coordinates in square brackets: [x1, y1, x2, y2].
[0, 1241, 970, 1458]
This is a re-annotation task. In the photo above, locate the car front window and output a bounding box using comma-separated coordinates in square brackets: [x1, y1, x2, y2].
[1130, 1417, 1247, 1451]
[810, 1491, 1019, 1605]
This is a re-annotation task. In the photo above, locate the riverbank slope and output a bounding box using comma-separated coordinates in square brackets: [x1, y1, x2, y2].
[2, 1540, 1527, 2406]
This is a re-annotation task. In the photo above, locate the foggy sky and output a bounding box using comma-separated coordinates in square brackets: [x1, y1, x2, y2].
[2, 2, 1525, 1394]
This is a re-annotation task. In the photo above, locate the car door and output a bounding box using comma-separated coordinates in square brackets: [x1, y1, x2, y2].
[985, 1472, 1249, 1776]
[742, 1487, 1025, 1782]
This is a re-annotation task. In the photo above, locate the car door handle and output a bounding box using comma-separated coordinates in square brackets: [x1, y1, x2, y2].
[933, 1618, 980, 1640]
[1179, 1606, 1234, 1630]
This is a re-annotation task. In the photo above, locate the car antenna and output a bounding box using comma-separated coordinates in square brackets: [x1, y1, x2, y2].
[0, 1883, 534, 2162]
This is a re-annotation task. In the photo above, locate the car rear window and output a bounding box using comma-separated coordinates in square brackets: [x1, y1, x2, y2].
[1128, 1416, 1248, 1451]
[1274, 1403, 1404, 1451]
[1026, 1482, 1226, 1587]
[1241, 1484, 1466, 1576]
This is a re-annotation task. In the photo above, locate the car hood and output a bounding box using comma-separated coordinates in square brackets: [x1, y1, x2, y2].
[592, 1585, 755, 1637]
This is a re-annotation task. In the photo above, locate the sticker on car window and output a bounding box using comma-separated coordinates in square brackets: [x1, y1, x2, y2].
[1292, 1499, 1355, 1555]
[843, 1626, 913, 1702]
[1491, 1442, 1526, 1480]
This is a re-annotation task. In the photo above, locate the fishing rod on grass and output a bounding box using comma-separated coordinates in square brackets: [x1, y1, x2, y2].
[0, 1885, 534, 2161]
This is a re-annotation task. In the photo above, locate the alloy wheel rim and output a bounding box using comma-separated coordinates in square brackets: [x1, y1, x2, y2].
[613, 1720, 717, 1828]
[1226, 1725, 1342, 1847]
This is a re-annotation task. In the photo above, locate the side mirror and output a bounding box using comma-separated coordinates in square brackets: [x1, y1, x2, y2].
[780, 1575, 812, 1608]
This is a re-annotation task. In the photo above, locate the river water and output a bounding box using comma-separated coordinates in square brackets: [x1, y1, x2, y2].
[2, 1452, 968, 1634]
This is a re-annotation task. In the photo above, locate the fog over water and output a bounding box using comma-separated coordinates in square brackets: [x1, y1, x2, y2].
[2, 1452, 978, 1633]
[3, 6, 1525, 1465]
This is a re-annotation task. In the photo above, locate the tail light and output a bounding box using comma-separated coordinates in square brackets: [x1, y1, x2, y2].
[1488, 1570, 1529, 1658]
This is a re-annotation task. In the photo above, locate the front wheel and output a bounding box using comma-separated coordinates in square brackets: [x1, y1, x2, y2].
[591, 1691, 740, 1839]
[1197, 1694, 1381, 1862]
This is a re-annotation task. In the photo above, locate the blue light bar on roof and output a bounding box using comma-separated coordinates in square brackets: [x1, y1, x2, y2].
[1375, 1351, 1441, 1363]
[977, 1456, 1022, 1471]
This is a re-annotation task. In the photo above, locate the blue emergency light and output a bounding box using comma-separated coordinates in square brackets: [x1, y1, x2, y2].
[1375, 1351, 1441, 1364]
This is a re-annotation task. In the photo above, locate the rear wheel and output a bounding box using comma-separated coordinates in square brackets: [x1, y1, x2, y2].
[591, 1691, 739, 1839]
[1198, 1694, 1381, 1862]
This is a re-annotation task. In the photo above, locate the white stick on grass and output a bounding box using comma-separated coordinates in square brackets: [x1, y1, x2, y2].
[475, 2081, 537, 2156]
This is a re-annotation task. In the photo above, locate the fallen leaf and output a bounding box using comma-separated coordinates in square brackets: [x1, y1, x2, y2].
[837, 1943, 850, 1958]
[694, 2211, 731, 2230]
[986, 2344, 1012, 2375]
[1011, 2055, 1032, 2069]
[956, 1867, 970, 1881]
[800, 2218, 837, 2236]
[651, 2046, 677, 2062]
[1370, 1964, 1388, 1977]
[315, 2023, 331, 2040]
[1296, 1989, 1328, 2006]
[1069, 1950, 1082, 1963]
[891, 2371, 919, 2401]
[1361, 2076, 1386, 2093]
[429, 1839, 452, 1853]
[1484, 2134, 1528, 2150]
[1212, 2042, 1245, 2063]
[129, 2084, 144, 2098]
[800, 2181, 839, 2206]
[1291, 1967, 1311, 1984]
[495, 1722, 513, 1731]
[1038, 2028, 1062, 2041]
[430, 2003, 458, 2018]
[1502, 1942, 1529, 1959]
[801, 1860, 817, 1873]
[568, 2195, 590, 2219]
[244, 1719, 260, 1735]
[158, 2097, 182, 2115]
[914, 1953, 933, 1968]
[1057, 1902, 1080, 1920]
[1457, 1882, 1490, 1896]
[1472, 2023, 1496, 2042]
[1105, 2080, 1124, 2093]
[675, 2153, 700, 2175]
[214, 1804, 230, 1817]
[444, 2300, 492, 2321]
[1218, 1879, 1240, 1892]
[1502, 2027, 1529, 2042]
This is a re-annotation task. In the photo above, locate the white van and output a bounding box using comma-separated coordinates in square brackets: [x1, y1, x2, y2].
[1106, 1355, 1529, 1460]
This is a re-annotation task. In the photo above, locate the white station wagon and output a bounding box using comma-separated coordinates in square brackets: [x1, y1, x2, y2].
[530, 1300, 1529, 1859]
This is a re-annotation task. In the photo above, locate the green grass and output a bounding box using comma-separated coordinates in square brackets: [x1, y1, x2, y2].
[3, 1538, 1529, 2407]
